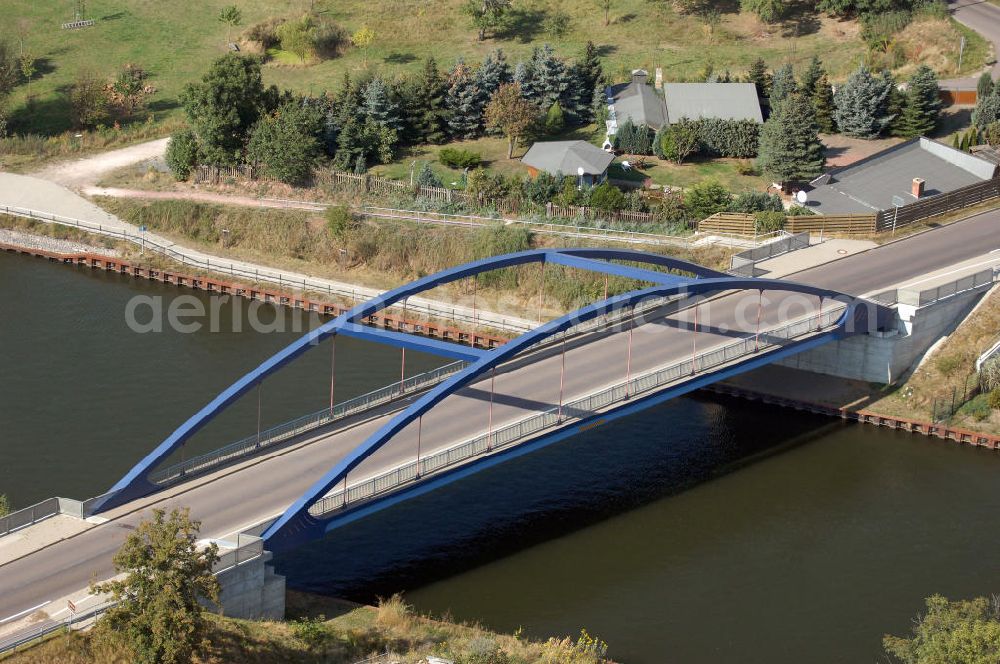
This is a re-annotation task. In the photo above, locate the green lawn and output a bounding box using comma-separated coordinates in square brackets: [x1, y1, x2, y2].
[4, 0, 986, 137]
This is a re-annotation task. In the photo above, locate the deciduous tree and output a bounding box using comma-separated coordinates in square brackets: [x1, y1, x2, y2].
[218, 5, 242, 45]
[69, 69, 108, 128]
[485, 82, 539, 158]
[278, 14, 317, 63]
[181, 54, 279, 165]
[350, 26, 375, 66]
[106, 63, 154, 119]
[165, 129, 200, 180]
[465, 0, 512, 41]
[247, 101, 322, 184]
[91, 508, 219, 664]
[883, 594, 1000, 663]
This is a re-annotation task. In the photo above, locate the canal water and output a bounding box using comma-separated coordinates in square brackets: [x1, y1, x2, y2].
[3, 250, 999, 663]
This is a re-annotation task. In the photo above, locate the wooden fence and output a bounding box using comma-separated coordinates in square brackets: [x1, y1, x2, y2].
[698, 211, 879, 237]
[195, 164, 274, 184]
[875, 177, 1000, 232]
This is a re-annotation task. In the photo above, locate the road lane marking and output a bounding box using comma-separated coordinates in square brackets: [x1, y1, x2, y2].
[0, 600, 51, 624]
[894, 256, 1000, 290]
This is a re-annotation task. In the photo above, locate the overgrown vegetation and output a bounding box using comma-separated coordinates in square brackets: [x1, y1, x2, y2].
[95, 197, 732, 315]
[6, 593, 613, 664]
[883, 594, 1000, 663]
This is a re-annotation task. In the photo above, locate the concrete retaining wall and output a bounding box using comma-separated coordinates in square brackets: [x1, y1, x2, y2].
[777, 287, 990, 384]
[214, 552, 285, 620]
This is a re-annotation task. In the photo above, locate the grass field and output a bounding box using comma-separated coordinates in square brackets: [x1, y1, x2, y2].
[2, 0, 988, 137]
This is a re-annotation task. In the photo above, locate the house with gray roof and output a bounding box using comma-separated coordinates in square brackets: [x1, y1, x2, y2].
[804, 137, 998, 215]
[607, 70, 669, 133]
[521, 140, 615, 186]
[662, 82, 763, 124]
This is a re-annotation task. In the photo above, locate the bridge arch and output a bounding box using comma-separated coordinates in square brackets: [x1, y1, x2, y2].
[93, 248, 742, 512]
[261, 274, 861, 550]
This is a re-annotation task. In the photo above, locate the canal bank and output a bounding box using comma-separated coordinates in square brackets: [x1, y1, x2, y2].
[3, 250, 1000, 663]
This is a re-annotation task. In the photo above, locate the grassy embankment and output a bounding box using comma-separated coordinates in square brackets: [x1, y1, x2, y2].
[865, 287, 1000, 434]
[85, 197, 732, 320]
[2, 0, 985, 174]
[2, 592, 612, 664]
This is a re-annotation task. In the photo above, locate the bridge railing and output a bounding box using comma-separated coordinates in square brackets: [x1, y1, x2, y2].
[149, 360, 470, 485]
[0, 497, 61, 537]
[309, 304, 846, 516]
[148, 292, 682, 486]
[0, 534, 264, 656]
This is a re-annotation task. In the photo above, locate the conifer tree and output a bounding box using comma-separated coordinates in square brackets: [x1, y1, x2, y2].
[446, 60, 483, 139]
[363, 76, 402, 132]
[973, 89, 1000, 129]
[475, 49, 512, 101]
[897, 66, 941, 137]
[416, 161, 443, 187]
[748, 57, 771, 99]
[800, 55, 823, 97]
[513, 59, 537, 103]
[580, 41, 603, 91]
[768, 63, 797, 116]
[833, 65, 895, 138]
[757, 92, 825, 183]
[412, 57, 449, 144]
[529, 44, 570, 112]
[545, 101, 565, 134]
[977, 72, 994, 101]
[812, 72, 836, 134]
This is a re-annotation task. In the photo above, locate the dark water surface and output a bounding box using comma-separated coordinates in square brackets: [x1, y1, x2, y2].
[3, 251, 999, 663]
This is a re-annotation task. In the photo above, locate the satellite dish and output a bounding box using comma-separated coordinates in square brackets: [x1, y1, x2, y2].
[577, 167, 585, 176]
[795, 190, 808, 204]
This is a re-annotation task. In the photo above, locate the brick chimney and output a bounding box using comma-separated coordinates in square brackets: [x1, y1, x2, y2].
[912, 177, 925, 198]
[655, 67, 663, 90]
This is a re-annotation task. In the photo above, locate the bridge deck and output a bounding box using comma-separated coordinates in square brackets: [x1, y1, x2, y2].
[3, 207, 1000, 625]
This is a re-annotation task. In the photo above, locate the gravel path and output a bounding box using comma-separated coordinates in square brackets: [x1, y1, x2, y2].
[31, 138, 169, 188]
[0, 228, 119, 257]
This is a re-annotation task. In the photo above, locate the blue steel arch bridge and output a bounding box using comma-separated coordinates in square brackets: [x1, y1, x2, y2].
[90, 247, 879, 552]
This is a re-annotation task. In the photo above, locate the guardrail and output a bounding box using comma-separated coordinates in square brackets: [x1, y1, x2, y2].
[0, 497, 61, 537]
[149, 360, 469, 485]
[150, 292, 682, 486]
[868, 268, 998, 310]
[310, 305, 846, 516]
[0, 204, 532, 334]
[0, 535, 264, 656]
[729, 232, 810, 277]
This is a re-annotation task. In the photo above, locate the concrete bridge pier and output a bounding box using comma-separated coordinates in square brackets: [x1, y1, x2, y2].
[214, 551, 285, 620]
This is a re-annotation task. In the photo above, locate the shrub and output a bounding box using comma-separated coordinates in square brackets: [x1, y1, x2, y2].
[684, 180, 732, 219]
[730, 190, 783, 213]
[466, 167, 512, 201]
[990, 388, 1000, 410]
[326, 205, 356, 238]
[313, 17, 349, 58]
[292, 615, 334, 649]
[165, 130, 200, 181]
[0, 494, 10, 517]
[735, 158, 757, 175]
[786, 204, 814, 216]
[242, 17, 285, 52]
[439, 147, 483, 169]
[694, 118, 760, 158]
[935, 353, 963, 376]
[543, 10, 571, 37]
[980, 357, 1000, 391]
[545, 102, 566, 135]
[416, 161, 444, 188]
[959, 394, 991, 421]
[754, 210, 786, 233]
[655, 119, 699, 163]
[861, 11, 912, 52]
[587, 181, 626, 212]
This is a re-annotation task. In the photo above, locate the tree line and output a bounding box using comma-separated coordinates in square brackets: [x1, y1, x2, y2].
[167, 43, 604, 185]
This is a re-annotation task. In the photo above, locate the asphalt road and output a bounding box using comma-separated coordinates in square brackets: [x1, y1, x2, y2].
[943, 0, 1000, 88]
[2, 211, 999, 624]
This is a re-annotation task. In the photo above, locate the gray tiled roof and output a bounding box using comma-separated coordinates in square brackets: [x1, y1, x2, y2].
[805, 137, 997, 214]
[521, 141, 615, 176]
[663, 83, 763, 124]
[608, 80, 669, 130]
